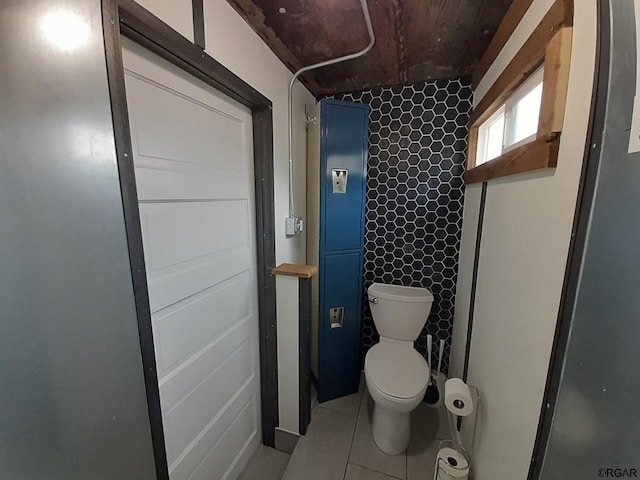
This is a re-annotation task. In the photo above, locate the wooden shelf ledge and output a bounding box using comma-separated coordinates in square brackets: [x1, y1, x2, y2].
[272, 263, 318, 279]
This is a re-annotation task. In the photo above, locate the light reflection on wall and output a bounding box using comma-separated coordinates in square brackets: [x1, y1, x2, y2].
[553, 387, 598, 451]
[40, 9, 91, 52]
[69, 124, 114, 161]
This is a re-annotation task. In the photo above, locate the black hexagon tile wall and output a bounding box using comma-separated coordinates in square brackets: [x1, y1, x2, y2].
[326, 78, 473, 374]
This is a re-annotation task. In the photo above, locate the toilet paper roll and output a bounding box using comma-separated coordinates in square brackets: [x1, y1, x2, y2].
[436, 447, 469, 478]
[444, 378, 474, 417]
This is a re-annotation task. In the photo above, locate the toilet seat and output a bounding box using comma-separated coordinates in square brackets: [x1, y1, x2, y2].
[365, 342, 429, 400]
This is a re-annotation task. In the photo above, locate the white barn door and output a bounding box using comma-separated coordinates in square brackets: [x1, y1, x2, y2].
[122, 38, 261, 480]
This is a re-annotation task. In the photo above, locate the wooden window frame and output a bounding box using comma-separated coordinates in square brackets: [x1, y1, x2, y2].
[465, 0, 573, 184]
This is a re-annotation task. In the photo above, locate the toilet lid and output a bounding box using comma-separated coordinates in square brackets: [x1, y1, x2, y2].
[365, 342, 429, 399]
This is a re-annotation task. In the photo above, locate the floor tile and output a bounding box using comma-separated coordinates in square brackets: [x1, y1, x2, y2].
[348, 388, 407, 479]
[411, 402, 451, 441]
[318, 374, 364, 417]
[318, 391, 362, 417]
[406, 434, 440, 480]
[345, 463, 402, 480]
[282, 406, 357, 480]
[238, 445, 290, 480]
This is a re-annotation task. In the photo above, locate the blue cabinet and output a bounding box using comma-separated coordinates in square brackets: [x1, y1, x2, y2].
[307, 99, 368, 403]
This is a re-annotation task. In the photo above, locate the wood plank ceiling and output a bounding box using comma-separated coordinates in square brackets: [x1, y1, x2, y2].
[226, 0, 514, 96]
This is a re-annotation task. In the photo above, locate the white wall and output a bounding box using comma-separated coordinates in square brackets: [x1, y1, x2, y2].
[274, 275, 300, 435]
[135, 0, 194, 41]
[133, 0, 316, 435]
[450, 2, 597, 479]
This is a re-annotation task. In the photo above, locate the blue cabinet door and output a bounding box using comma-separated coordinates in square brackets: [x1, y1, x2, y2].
[318, 100, 368, 402]
[322, 101, 368, 252]
[319, 253, 363, 402]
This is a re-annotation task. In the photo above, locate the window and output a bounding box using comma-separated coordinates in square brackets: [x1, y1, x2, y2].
[476, 68, 544, 166]
[465, 0, 573, 184]
[477, 106, 506, 165]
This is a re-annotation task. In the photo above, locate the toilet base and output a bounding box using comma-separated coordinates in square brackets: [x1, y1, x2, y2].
[371, 404, 411, 455]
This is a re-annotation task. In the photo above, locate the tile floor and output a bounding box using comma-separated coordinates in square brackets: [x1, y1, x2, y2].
[238, 445, 290, 480]
[281, 377, 450, 480]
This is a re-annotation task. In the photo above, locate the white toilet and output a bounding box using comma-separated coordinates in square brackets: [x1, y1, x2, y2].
[364, 282, 434, 455]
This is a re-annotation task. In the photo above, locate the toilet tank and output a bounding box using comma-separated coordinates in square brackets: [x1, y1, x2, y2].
[367, 283, 434, 341]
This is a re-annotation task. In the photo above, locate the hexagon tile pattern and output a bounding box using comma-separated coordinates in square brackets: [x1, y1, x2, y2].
[326, 78, 472, 374]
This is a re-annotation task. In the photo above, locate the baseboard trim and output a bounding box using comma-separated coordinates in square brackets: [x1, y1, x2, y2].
[274, 428, 300, 454]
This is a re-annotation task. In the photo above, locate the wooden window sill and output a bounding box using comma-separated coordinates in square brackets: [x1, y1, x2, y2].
[464, 136, 560, 184]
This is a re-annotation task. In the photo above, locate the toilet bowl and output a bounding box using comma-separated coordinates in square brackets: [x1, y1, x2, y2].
[364, 283, 434, 455]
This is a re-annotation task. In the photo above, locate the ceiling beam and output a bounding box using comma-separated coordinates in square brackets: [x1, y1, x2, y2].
[472, 0, 535, 88]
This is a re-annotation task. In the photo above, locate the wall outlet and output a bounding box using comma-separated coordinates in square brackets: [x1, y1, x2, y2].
[285, 216, 304, 236]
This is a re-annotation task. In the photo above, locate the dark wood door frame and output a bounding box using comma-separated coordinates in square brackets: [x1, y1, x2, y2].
[102, 1, 279, 477]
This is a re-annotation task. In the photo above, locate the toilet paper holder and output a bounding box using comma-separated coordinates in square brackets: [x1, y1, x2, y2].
[433, 385, 480, 480]
[433, 439, 471, 480]
[447, 385, 480, 454]
[447, 383, 480, 454]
